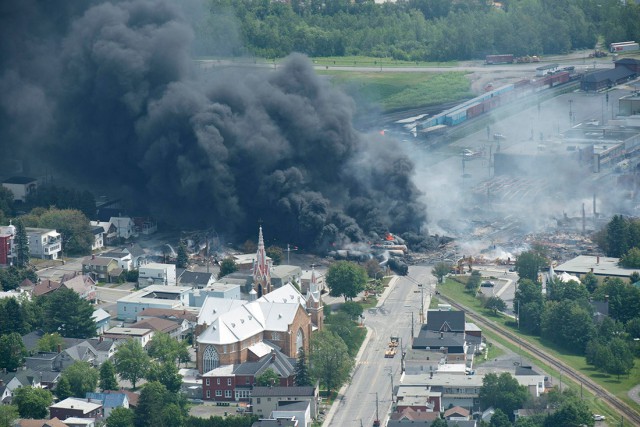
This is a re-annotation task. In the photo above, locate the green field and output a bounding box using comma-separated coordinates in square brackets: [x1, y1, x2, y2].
[438, 277, 640, 414]
[323, 70, 473, 112]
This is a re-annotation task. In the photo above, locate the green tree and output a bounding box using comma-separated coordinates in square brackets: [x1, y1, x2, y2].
[294, 348, 311, 386]
[134, 381, 183, 427]
[582, 271, 599, 293]
[325, 312, 363, 357]
[543, 396, 594, 427]
[485, 296, 506, 315]
[608, 337, 635, 378]
[310, 331, 353, 395]
[146, 362, 183, 393]
[0, 297, 27, 335]
[12, 386, 53, 419]
[541, 300, 595, 353]
[55, 375, 73, 400]
[0, 333, 26, 371]
[161, 403, 184, 427]
[14, 219, 29, 268]
[620, 247, 640, 268]
[146, 332, 189, 364]
[432, 262, 451, 284]
[176, 243, 189, 269]
[266, 245, 283, 265]
[430, 419, 448, 427]
[37, 332, 64, 353]
[0, 405, 18, 427]
[100, 359, 119, 391]
[479, 372, 529, 422]
[107, 406, 135, 427]
[36, 208, 94, 255]
[605, 214, 629, 257]
[61, 361, 99, 397]
[514, 251, 546, 282]
[218, 257, 237, 279]
[546, 278, 589, 302]
[364, 259, 383, 279]
[490, 408, 512, 427]
[114, 339, 150, 390]
[465, 270, 482, 293]
[256, 368, 280, 387]
[326, 261, 367, 301]
[40, 288, 96, 338]
[339, 301, 363, 320]
[0, 187, 14, 218]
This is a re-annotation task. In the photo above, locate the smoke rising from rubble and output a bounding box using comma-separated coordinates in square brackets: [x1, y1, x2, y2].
[0, 0, 426, 249]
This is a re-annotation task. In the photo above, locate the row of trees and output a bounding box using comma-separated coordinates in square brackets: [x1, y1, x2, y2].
[512, 249, 638, 378]
[199, 0, 640, 61]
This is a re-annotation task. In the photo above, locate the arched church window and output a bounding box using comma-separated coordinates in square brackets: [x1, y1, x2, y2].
[203, 345, 219, 372]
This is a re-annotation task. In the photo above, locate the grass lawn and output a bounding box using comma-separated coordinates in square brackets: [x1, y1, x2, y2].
[438, 277, 640, 414]
[323, 70, 473, 112]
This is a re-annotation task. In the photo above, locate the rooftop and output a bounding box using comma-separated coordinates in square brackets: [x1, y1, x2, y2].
[50, 397, 102, 413]
[3, 176, 36, 184]
[555, 255, 631, 277]
[251, 386, 315, 397]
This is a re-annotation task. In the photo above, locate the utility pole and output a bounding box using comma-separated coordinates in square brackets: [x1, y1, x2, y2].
[389, 372, 394, 403]
[411, 312, 414, 339]
[419, 284, 425, 325]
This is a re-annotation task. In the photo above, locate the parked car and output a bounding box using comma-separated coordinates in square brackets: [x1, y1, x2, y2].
[481, 281, 495, 287]
[593, 415, 606, 421]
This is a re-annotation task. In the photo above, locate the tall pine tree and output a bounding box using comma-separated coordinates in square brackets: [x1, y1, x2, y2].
[14, 220, 29, 268]
[294, 348, 311, 386]
[99, 360, 119, 391]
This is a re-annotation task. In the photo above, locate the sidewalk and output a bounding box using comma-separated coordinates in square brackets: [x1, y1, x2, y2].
[321, 275, 399, 427]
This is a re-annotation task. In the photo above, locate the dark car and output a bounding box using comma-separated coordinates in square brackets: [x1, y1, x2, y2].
[481, 281, 495, 287]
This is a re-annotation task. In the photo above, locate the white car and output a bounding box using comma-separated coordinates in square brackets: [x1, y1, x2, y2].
[593, 414, 606, 421]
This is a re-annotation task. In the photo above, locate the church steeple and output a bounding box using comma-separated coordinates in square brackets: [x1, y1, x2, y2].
[253, 226, 271, 297]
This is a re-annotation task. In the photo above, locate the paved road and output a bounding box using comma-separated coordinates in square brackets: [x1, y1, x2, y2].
[325, 265, 434, 427]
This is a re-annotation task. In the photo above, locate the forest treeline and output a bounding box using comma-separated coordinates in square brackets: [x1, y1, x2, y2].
[196, 0, 640, 61]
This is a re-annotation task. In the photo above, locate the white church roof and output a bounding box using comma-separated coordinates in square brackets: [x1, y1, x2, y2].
[197, 297, 247, 326]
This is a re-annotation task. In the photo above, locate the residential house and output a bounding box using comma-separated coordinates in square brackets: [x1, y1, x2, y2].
[2, 176, 37, 202]
[300, 269, 325, 294]
[133, 217, 157, 235]
[86, 391, 129, 418]
[17, 418, 69, 427]
[82, 256, 120, 283]
[400, 373, 484, 411]
[62, 418, 95, 427]
[179, 270, 215, 289]
[389, 408, 439, 423]
[136, 307, 198, 341]
[179, 368, 202, 399]
[202, 347, 296, 402]
[445, 406, 471, 421]
[0, 231, 13, 266]
[86, 337, 119, 365]
[514, 366, 546, 398]
[103, 327, 154, 348]
[116, 285, 191, 321]
[26, 228, 62, 260]
[271, 401, 312, 427]
[109, 217, 137, 240]
[91, 226, 104, 251]
[395, 385, 442, 413]
[269, 265, 302, 289]
[411, 330, 468, 365]
[33, 279, 63, 297]
[61, 274, 97, 302]
[0, 369, 42, 402]
[93, 221, 117, 246]
[100, 250, 133, 271]
[250, 386, 319, 419]
[0, 380, 11, 404]
[92, 309, 112, 335]
[189, 283, 242, 307]
[130, 317, 182, 341]
[251, 418, 298, 427]
[49, 398, 102, 420]
[138, 262, 177, 287]
[126, 244, 148, 268]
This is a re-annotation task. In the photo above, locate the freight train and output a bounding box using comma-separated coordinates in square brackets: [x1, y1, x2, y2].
[417, 70, 574, 134]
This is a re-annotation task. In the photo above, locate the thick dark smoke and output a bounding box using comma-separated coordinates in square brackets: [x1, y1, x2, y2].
[0, 0, 427, 249]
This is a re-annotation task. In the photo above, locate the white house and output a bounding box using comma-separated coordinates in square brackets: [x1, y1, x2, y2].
[109, 217, 137, 240]
[26, 227, 62, 260]
[1, 176, 37, 202]
[138, 262, 177, 287]
[116, 285, 191, 321]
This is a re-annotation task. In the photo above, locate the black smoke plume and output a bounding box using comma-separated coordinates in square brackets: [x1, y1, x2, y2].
[0, 0, 427, 249]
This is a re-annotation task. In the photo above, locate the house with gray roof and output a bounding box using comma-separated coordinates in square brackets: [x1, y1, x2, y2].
[250, 386, 318, 419]
[179, 270, 215, 289]
[86, 391, 129, 418]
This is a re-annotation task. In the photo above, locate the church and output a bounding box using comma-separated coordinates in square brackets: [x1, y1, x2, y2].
[195, 227, 323, 374]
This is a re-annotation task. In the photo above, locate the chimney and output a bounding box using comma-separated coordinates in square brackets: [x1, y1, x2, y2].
[440, 332, 443, 339]
[99, 336, 103, 343]
[597, 256, 600, 264]
[92, 255, 95, 259]
[57, 344, 62, 353]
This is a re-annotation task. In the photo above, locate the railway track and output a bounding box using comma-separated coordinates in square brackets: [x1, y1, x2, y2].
[438, 292, 640, 426]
